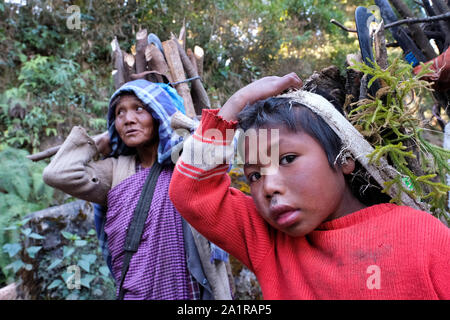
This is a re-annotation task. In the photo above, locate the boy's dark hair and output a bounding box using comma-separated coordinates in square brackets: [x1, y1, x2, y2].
[237, 96, 391, 206]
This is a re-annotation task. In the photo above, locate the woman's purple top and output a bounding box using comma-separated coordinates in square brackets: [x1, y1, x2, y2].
[104, 165, 192, 299]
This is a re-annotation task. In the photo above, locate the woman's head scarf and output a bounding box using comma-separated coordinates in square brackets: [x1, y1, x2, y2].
[107, 79, 186, 165]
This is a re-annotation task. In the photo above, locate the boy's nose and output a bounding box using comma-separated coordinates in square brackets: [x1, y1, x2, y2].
[263, 173, 286, 199]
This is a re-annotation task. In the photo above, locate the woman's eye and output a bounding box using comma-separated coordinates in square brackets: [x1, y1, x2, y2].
[248, 172, 261, 183]
[136, 106, 144, 111]
[280, 154, 296, 165]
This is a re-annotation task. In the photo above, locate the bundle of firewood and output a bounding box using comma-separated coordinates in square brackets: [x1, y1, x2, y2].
[110, 26, 210, 119]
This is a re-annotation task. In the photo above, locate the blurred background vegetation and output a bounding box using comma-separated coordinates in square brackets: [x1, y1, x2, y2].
[0, 0, 434, 298]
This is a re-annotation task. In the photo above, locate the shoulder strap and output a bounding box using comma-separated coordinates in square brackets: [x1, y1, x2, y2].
[117, 162, 163, 300]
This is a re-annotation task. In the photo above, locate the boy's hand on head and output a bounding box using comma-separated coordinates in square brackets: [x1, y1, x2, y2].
[219, 72, 302, 121]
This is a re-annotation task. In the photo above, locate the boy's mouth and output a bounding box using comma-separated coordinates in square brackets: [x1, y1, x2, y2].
[269, 205, 300, 228]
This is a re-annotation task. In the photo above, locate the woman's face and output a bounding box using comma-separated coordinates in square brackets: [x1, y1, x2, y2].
[114, 95, 156, 148]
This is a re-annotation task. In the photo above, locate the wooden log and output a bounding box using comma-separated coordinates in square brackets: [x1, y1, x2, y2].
[111, 37, 126, 89]
[0, 283, 17, 300]
[194, 45, 204, 78]
[374, 22, 389, 70]
[172, 35, 210, 114]
[179, 18, 186, 50]
[27, 132, 108, 162]
[162, 39, 196, 118]
[124, 52, 136, 82]
[135, 29, 148, 74]
[345, 53, 364, 108]
[187, 48, 199, 74]
[145, 44, 173, 83]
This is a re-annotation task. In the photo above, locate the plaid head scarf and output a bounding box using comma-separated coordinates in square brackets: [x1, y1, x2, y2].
[107, 79, 186, 165]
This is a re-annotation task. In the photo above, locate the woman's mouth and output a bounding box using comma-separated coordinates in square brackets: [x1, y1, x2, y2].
[125, 129, 139, 136]
[270, 205, 300, 228]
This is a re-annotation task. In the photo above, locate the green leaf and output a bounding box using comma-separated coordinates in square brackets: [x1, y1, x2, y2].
[61, 231, 77, 240]
[28, 232, 45, 240]
[26, 246, 42, 258]
[77, 259, 90, 273]
[80, 274, 95, 289]
[47, 279, 63, 290]
[48, 258, 63, 270]
[6, 260, 24, 273]
[63, 246, 75, 258]
[74, 240, 87, 247]
[81, 254, 97, 264]
[21, 228, 32, 237]
[99, 266, 110, 277]
[2, 243, 21, 258]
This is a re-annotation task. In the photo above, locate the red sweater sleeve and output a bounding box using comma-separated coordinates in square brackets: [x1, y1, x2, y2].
[169, 109, 274, 271]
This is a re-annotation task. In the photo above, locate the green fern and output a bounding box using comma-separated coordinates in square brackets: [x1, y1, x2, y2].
[349, 57, 450, 222]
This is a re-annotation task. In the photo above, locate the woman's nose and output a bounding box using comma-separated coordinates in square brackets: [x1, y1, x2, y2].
[123, 111, 137, 124]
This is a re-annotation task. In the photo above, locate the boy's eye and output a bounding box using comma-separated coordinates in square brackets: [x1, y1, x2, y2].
[280, 154, 297, 165]
[247, 171, 261, 183]
[136, 106, 144, 111]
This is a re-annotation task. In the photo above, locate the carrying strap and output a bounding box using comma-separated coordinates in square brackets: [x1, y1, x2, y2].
[117, 162, 163, 300]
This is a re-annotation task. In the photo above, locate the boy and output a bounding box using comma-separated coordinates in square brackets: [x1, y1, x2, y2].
[169, 73, 450, 299]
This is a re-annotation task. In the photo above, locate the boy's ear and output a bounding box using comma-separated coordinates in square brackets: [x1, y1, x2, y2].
[341, 157, 355, 175]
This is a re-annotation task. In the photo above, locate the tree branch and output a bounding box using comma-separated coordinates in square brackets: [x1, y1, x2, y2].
[331, 12, 450, 34]
[384, 11, 450, 29]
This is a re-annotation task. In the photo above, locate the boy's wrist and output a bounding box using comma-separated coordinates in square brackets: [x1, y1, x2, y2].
[218, 92, 248, 122]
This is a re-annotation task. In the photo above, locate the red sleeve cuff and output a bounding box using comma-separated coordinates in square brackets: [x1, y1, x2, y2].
[194, 109, 238, 145]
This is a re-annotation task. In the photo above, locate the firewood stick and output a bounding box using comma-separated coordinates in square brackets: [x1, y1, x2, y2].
[187, 48, 198, 74]
[194, 45, 204, 79]
[124, 52, 136, 81]
[162, 39, 196, 118]
[172, 35, 210, 114]
[179, 18, 186, 50]
[135, 29, 148, 74]
[111, 37, 126, 89]
[27, 112, 199, 162]
[145, 44, 173, 83]
[26, 132, 108, 162]
[374, 22, 388, 70]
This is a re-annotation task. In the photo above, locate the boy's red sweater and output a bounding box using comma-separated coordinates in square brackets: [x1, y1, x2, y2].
[169, 109, 450, 299]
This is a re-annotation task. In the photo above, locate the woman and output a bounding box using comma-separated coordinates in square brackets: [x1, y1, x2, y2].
[43, 79, 232, 300]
